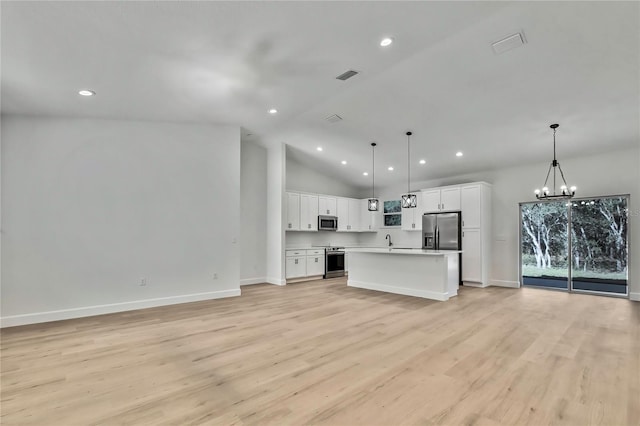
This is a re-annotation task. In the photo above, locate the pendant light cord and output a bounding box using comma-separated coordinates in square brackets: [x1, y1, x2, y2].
[407, 132, 411, 194]
[370, 142, 376, 199]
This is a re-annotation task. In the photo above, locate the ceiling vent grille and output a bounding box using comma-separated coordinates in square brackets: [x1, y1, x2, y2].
[336, 70, 359, 81]
[325, 114, 343, 123]
[491, 32, 526, 55]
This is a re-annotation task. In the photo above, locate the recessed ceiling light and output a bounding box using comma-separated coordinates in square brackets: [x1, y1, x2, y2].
[380, 37, 393, 47]
[316, 147, 323, 152]
[268, 108, 278, 114]
[419, 159, 426, 164]
[341, 160, 347, 165]
[456, 151, 463, 157]
[78, 90, 95, 96]
[387, 166, 394, 171]
[363, 172, 369, 176]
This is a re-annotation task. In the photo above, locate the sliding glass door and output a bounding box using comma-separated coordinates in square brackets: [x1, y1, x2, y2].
[520, 195, 629, 296]
[569, 196, 628, 295]
[520, 201, 569, 290]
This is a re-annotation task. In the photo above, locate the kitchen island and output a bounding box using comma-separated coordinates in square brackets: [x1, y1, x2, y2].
[345, 248, 462, 301]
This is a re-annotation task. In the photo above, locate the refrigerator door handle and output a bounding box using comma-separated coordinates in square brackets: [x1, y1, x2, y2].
[435, 225, 439, 250]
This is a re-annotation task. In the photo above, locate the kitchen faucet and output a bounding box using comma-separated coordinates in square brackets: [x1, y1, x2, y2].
[385, 234, 393, 247]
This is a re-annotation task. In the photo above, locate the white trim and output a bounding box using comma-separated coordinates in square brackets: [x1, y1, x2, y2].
[240, 277, 267, 286]
[348, 279, 448, 301]
[1, 289, 241, 328]
[266, 277, 286, 286]
[630, 292, 640, 302]
[490, 280, 520, 288]
[463, 281, 488, 288]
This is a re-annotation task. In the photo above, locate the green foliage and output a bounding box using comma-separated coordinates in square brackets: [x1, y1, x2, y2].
[521, 197, 628, 276]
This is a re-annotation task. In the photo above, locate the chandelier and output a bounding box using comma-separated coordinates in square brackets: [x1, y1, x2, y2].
[534, 124, 576, 200]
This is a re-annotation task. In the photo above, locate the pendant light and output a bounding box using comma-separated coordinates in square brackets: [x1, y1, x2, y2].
[534, 123, 576, 200]
[368, 142, 379, 211]
[401, 131, 417, 208]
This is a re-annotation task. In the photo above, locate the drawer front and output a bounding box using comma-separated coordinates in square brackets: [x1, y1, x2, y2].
[286, 250, 306, 257]
[306, 249, 324, 256]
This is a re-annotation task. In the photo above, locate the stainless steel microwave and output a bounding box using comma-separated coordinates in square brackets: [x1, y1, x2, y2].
[318, 215, 338, 231]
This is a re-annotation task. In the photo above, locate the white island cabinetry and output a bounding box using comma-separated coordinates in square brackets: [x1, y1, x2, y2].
[346, 248, 461, 301]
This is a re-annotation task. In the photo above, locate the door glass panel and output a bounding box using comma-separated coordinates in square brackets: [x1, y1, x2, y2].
[521, 202, 569, 289]
[570, 197, 628, 295]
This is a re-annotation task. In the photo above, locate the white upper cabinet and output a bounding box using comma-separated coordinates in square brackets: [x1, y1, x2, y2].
[440, 187, 461, 212]
[422, 190, 441, 212]
[461, 185, 482, 228]
[318, 196, 337, 216]
[360, 199, 379, 232]
[300, 194, 319, 231]
[401, 192, 424, 231]
[286, 192, 300, 231]
[336, 197, 361, 232]
[286, 192, 378, 233]
[422, 187, 461, 212]
[336, 197, 349, 231]
[286, 192, 317, 232]
[348, 198, 361, 231]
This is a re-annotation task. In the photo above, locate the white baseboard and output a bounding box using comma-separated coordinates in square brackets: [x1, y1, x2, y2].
[266, 277, 286, 286]
[490, 280, 520, 288]
[630, 292, 640, 302]
[348, 279, 448, 301]
[240, 277, 267, 286]
[1, 288, 241, 328]
[463, 281, 488, 288]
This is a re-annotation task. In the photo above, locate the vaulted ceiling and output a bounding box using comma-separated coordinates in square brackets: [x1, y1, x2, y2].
[2, 1, 638, 189]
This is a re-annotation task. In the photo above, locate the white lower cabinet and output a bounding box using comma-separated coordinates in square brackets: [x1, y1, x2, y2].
[306, 255, 325, 276]
[462, 228, 482, 283]
[286, 249, 325, 280]
[286, 256, 306, 279]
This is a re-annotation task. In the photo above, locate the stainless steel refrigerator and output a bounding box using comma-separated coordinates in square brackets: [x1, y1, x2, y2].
[422, 211, 462, 283]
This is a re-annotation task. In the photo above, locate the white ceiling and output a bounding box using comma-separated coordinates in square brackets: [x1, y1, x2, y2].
[2, 1, 639, 189]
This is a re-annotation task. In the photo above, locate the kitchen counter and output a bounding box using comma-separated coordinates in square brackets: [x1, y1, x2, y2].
[345, 248, 460, 301]
[345, 247, 462, 256]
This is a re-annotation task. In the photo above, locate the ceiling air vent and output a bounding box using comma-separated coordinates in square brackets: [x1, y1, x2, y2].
[491, 32, 526, 55]
[336, 70, 359, 81]
[325, 114, 343, 123]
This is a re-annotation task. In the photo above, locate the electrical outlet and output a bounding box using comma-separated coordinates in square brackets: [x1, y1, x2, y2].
[140, 278, 147, 286]
[213, 273, 218, 280]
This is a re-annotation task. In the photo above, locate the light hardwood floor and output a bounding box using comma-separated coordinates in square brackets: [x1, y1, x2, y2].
[1, 278, 639, 425]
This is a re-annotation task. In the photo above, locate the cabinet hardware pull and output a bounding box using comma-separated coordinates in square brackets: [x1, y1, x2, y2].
[288, 223, 291, 228]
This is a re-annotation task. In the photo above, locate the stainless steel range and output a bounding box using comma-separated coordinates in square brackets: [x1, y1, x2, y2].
[324, 247, 345, 278]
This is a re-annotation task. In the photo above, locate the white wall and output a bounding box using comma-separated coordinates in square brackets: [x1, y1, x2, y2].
[286, 154, 364, 198]
[361, 146, 640, 298]
[1, 116, 242, 326]
[266, 143, 286, 285]
[240, 140, 267, 284]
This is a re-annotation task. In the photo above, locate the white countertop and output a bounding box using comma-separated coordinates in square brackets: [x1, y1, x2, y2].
[345, 247, 462, 256]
